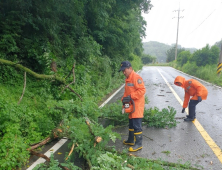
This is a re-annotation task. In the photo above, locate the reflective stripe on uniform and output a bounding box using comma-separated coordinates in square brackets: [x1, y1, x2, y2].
[186, 81, 192, 92]
[134, 132, 142, 135]
[127, 83, 134, 86]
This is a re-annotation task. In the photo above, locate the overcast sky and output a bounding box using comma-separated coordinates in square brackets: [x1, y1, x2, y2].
[142, 0, 222, 49]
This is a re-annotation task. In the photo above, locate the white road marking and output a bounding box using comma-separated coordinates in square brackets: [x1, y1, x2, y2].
[27, 138, 68, 169]
[99, 84, 125, 108]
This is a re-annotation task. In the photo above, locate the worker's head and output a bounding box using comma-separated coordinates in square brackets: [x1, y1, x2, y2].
[174, 76, 185, 88]
[175, 82, 182, 86]
[118, 61, 133, 78]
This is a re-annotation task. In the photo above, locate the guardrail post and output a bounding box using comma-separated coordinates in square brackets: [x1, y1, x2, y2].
[217, 44, 222, 75]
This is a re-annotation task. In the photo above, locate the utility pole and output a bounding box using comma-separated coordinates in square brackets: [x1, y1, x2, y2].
[173, 8, 184, 60]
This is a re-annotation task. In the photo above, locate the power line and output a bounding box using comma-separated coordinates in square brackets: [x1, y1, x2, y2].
[187, 8, 217, 36]
[187, 1, 222, 36]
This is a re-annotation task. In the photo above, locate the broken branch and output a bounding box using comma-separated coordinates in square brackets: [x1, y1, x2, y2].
[85, 118, 102, 147]
[62, 63, 76, 93]
[18, 72, 26, 105]
[30, 150, 70, 170]
[65, 143, 75, 160]
[67, 86, 82, 101]
[0, 58, 65, 83]
[28, 137, 52, 151]
[65, 63, 75, 80]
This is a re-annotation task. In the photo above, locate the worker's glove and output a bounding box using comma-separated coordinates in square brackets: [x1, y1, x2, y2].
[181, 108, 185, 113]
[198, 96, 202, 102]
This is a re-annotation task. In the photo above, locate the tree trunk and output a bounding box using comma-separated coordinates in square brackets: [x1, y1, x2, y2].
[0, 58, 65, 84]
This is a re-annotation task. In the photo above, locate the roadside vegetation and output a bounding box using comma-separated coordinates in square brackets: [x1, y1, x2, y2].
[169, 42, 222, 87]
[1, 62, 198, 170]
[143, 40, 222, 87]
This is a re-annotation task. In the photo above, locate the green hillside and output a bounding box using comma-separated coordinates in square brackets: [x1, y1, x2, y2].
[143, 41, 197, 63]
[143, 41, 171, 62]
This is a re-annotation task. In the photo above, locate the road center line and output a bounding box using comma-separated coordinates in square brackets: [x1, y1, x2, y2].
[157, 68, 222, 164]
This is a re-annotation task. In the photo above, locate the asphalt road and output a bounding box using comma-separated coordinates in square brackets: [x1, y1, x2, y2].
[109, 66, 222, 170]
[25, 66, 222, 170]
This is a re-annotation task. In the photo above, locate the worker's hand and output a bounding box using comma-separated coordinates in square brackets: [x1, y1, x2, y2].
[122, 108, 125, 114]
[181, 108, 185, 113]
[198, 96, 202, 102]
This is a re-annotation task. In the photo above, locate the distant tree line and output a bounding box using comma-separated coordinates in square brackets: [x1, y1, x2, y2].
[142, 41, 197, 63]
[141, 53, 156, 64]
[166, 39, 222, 67]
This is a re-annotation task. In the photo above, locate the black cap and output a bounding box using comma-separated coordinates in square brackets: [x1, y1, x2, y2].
[118, 61, 132, 72]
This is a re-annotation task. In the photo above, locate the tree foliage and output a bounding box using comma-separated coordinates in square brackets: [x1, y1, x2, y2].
[141, 53, 156, 64]
[214, 39, 222, 50]
[166, 45, 185, 62]
[0, 0, 154, 169]
[177, 50, 191, 66]
[0, 0, 152, 74]
[190, 44, 219, 66]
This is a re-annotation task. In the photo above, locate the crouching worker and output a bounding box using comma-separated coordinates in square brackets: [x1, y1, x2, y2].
[119, 61, 146, 152]
[174, 76, 208, 121]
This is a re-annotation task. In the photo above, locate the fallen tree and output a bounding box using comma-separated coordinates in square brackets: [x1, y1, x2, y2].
[0, 58, 65, 83]
[0, 58, 82, 101]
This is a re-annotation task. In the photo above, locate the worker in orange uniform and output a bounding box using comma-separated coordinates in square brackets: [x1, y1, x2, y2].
[119, 61, 146, 152]
[174, 76, 208, 121]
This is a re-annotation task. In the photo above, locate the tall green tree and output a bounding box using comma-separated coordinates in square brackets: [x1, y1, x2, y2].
[0, 0, 88, 72]
[141, 53, 156, 64]
[177, 51, 191, 66]
[0, 0, 152, 74]
[214, 39, 222, 49]
[85, 0, 152, 67]
[191, 44, 219, 66]
[166, 45, 185, 62]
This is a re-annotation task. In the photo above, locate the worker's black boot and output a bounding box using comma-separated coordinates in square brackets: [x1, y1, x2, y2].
[185, 115, 193, 118]
[123, 129, 134, 146]
[129, 132, 142, 152]
[184, 100, 197, 121]
[184, 117, 194, 121]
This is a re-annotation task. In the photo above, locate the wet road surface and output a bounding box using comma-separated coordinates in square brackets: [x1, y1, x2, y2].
[26, 66, 222, 170]
[109, 66, 222, 170]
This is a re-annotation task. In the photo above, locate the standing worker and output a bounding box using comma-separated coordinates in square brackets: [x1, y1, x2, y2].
[119, 61, 146, 152]
[174, 76, 208, 121]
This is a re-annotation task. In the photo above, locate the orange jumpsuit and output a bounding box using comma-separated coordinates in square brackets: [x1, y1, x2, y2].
[122, 70, 146, 119]
[174, 76, 208, 108]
